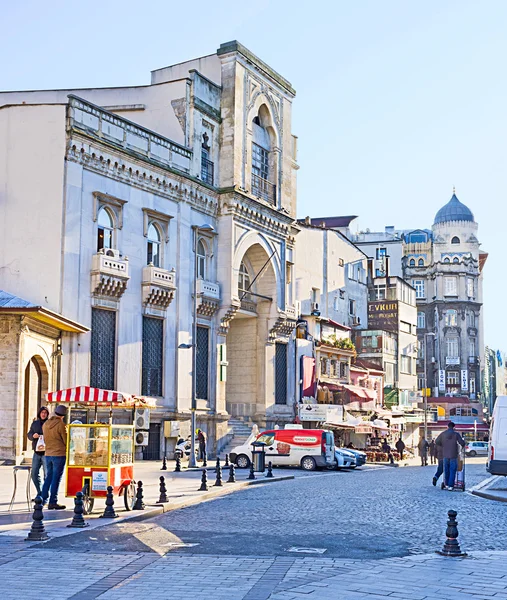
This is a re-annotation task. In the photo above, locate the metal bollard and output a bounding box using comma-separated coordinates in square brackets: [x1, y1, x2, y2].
[161, 455, 167, 471]
[214, 462, 223, 487]
[248, 461, 255, 480]
[68, 491, 89, 528]
[25, 496, 49, 541]
[437, 510, 467, 557]
[158, 476, 168, 503]
[175, 455, 181, 472]
[100, 486, 118, 518]
[224, 454, 230, 468]
[133, 481, 145, 510]
[227, 463, 236, 483]
[214, 457, 220, 474]
[198, 468, 209, 491]
[266, 461, 274, 478]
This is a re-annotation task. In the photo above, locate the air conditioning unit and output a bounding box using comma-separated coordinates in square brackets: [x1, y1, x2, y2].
[104, 248, 121, 260]
[135, 408, 150, 430]
[135, 431, 149, 446]
[311, 302, 320, 316]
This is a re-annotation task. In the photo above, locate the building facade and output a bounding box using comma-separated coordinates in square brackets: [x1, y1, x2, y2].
[0, 41, 300, 462]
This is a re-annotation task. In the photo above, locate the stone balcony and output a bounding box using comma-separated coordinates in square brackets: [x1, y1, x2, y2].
[142, 265, 176, 309]
[196, 279, 220, 316]
[91, 251, 130, 301]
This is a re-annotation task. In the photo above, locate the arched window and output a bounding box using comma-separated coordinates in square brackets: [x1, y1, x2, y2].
[451, 236, 460, 244]
[409, 258, 416, 267]
[445, 309, 458, 327]
[197, 239, 207, 279]
[453, 257, 460, 264]
[97, 207, 114, 251]
[418, 258, 424, 266]
[147, 223, 161, 267]
[238, 261, 251, 297]
[251, 105, 275, 204]
[443, 257, 451, 263]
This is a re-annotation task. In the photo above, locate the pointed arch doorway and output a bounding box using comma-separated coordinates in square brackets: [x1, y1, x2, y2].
[22, 356, 49, 452]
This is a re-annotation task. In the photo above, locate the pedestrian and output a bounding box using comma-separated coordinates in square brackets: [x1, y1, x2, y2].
[418, 437, 429, 466]
[197, 428, 207, 461]
[381, 439, 394, 464]
[429, 439, 437, 465]
[27, 406, 49, 498]
[41, 405, 68, 509]
[435, 421, 466, 491]
[395, 437, 405, 460]
[432, 440, 444, 486]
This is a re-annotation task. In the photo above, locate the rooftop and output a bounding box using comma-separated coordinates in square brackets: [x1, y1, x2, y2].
[434, 192, 475, 225]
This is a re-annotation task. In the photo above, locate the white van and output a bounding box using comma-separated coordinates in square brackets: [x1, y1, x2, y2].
[487, 395, 507, 476]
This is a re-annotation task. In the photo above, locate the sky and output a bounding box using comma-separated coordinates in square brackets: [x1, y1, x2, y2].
[2, 0, 506, 348]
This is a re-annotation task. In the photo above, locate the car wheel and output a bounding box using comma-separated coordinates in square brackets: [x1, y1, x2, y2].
[301, 456, 317, 471]
[469, 450, 477, 457]
[236, 454, 250, 469]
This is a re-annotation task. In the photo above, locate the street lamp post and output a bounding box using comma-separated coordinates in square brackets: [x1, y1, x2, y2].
[423, 332, 436, 440]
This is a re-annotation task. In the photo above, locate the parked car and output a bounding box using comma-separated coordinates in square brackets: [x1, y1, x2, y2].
[229, 425, 335, 471]
[339, 447, 367, 467]
[487, 396, 507, 476]
[465, 441, 488, 457]
[334, 447, 355, 469]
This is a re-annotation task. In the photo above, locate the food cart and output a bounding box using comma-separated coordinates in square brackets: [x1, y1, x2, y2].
[46, 386, 155, 514]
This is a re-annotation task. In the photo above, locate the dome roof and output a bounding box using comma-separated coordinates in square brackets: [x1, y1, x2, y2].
[434, 193, 474, 225]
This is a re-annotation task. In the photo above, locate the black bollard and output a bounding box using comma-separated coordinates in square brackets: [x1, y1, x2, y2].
[161, 455, 167, 471]
[25, 496, 49, 541]
[100, 486, 118, 518]
[198, 468, 209, 491]
[214, 462, 223, 487]
[248, 461, 255, 480]
[437, 510, 467, 557]
[215, 457, 220, 474]
[227, 463, 236, 483]
[224, 454, 230, 468]
[175, 455, 181, 472]
[266, 461, 274, 478]
[158, 476, 168, 503]
[133, 480, 145, 510]
[67, 492, 89, 528]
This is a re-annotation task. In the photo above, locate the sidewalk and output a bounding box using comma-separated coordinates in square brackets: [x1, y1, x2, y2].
[470, 474, 507, 502]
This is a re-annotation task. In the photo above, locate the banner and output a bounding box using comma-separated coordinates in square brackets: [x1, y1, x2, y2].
[301, 356, 316, 398]
[461, 369, 468, 391]
[438, 370, 446, 392]
[367, 301, 399, 332]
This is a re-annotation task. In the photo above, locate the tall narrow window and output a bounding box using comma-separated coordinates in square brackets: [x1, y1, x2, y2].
[275, 342, 288, 404]
[252, 143, 269, 181]
[417, 311, 426, 329]
[196, 326, 209, 400]
[142, 317, 163, 396]
[469, 338, 476, 360]
[147, 223, 161, 267]
[413, 280, 425, 299]
[409, 258, 416, 267]
[238, 261, 251, 297]
[97, 207, 114, 251]
[444, 277, 457, 296]
[446, 337, 459, 358]
[197, 240, 207, 280]
[90, 308, 116, 389]
[467, 277, 474, 298]
[201, 133, 214, 185]
[445, 309, 458, 327]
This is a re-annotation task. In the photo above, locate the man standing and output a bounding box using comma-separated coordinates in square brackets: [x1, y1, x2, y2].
[41, 405, 68, 509]
[27, 406, 49, 497]
[197, 429, 207, 461]
[432, 440, 444, 486]
[418, 437, 429, 466]
[435, 421, 466, 491]
[429, 439, 437, 465]
[395, 437, 405, 460]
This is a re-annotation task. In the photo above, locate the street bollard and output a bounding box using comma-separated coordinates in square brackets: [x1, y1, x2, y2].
[248, 462, 255, 480]
[68, 491, 89, 528]
[133, 481, 145, 510]
[224, 454, 230, 468]
[227, 463, 236, 483]
[266, 461, 274, 478]
[161, 455, 167, 471]
[198, 469, 209, 491]
[215, 457, 220, 474]
[100, 486, 118, 518]
[214, 462, 223, 487]
[25, 496, 49, 541]
[175, 455, 181, 472]
[158, 476, 168, 503]
[437, 510, 467, 557]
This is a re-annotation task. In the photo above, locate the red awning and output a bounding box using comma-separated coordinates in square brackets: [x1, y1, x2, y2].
[340, 384, 376, 400]
[46, 386, 156, 407]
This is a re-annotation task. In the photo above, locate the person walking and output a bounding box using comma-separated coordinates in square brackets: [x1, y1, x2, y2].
[435, 421, 466, 491]
[395, 437, 405, 460]
[418, 437, 429, 466]
[432, 440, 444, 486]
[197, 428, 207, 461]
[41, 405, 68, 509]
[27, 406, 49, 497]
[429, 439, 437, 465]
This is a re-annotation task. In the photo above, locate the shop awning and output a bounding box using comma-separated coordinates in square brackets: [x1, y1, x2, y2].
[340, 384, 376, 400]
[323, 421, 357, 430]
[46, 386, 157, 407]
[372, 419, 389, 432]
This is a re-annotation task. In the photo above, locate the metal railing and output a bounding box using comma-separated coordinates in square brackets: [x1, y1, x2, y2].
[251, 173, 276, 204]
[201, 158, 214, 186]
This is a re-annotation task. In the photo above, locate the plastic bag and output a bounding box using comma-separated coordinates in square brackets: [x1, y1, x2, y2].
[35, 435, 45, 452]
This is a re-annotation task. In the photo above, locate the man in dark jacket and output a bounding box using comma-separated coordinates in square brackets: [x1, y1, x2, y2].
[27, 406, 49, 496]
[432, 441, 444, 486]
[418, 437, 429, 466]
[197, 429, 207, 461]
[395, 437, 405, 460]
[429, 439, 437, 464]
[435, 421, 466, 490]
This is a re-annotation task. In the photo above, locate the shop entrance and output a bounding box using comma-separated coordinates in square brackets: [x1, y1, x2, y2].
[22, 356, 49, 451]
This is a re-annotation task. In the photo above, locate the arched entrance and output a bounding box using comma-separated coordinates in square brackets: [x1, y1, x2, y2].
[22, 356, 49, 451]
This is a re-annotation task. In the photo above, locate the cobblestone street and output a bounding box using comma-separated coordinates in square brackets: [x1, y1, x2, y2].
[1, 460, 507, 599]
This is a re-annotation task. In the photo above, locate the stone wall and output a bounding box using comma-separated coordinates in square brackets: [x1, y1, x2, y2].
[0, 316, 21, 462]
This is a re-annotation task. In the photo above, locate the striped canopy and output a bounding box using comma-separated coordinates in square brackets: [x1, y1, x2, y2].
[46, 386, 156, 408]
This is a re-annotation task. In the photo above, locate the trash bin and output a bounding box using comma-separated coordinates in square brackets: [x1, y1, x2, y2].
[251, 441, 266, 472]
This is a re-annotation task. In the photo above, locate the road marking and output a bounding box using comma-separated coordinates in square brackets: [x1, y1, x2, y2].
[287, 546, 327, 554]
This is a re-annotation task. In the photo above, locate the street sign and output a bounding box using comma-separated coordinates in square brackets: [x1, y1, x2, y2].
[438, 370, 446, 392]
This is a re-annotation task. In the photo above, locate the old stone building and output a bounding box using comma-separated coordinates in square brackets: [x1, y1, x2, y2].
[0, 41, 299, 462]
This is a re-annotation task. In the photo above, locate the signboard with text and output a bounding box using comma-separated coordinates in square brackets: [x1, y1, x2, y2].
[367, 301, 399, 332]
[461, 369, 468, 391]
[438, 370, 446, 392]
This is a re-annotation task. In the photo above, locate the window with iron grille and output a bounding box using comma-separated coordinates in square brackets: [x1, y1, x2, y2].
[275, 342, 288, 405]
[196, 326, 209, 400]
[90, 308, 116, 390]
[252, 143, 269, 180]
[142, 317, 163, 396]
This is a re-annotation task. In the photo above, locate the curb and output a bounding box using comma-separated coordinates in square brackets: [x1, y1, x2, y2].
[471, 489, 507, 503]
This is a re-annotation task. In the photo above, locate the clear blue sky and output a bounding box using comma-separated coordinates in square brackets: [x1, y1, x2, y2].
[2, 0, 505, 349]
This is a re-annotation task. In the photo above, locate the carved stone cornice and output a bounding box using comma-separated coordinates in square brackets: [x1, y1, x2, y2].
[142, 265, 176, 310]
[218, 301, 241, 335]
[268, 310, 297, 341]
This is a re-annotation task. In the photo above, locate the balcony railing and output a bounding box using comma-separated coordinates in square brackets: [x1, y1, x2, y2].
[200, 158, 214, 186]
[251, 173, 276, 204]
[196, 279, 220, 301]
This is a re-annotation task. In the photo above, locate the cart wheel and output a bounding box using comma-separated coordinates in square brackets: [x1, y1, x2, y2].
[81, 483, 95, 515]
[124, 482, 136, 511]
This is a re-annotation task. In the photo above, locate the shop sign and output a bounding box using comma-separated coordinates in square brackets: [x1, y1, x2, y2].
[461, 370, 468, 391]
[92, 471, 108, 491]
[70, 409, 88, 424]
[367, 301, 398, 333]
[298, 404, 344, 423]
[355, 423, 374, 434]
[438, 370, 446, 391]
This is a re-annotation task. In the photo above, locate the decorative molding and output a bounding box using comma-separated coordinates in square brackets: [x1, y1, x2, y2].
[219, 301, 241, 335]
[93, 192, 127, 228]
[142, 265, 176, 310]
[268, 310, 297, 341]
[90, 253, 130, 301]
[142, 208, 173, 242]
